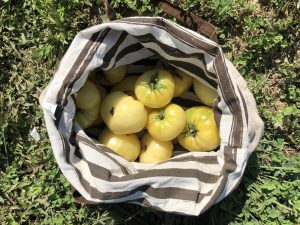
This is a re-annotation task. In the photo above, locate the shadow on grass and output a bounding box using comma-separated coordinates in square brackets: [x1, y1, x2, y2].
[82, 151, 259, 225]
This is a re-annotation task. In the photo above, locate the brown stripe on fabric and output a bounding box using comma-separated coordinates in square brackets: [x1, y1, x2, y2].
[223, 146, 237, 173]
[213, 97, 222, 130]
[237, 86, 249, 126]
[101, 31, 128, 69]
[214, 53, 243, 148]
[72, 189, 98, 204]
[73, 132, 131, 175]
[112, 42, 145, 67]
[169, 60, 217, 88]
[72, 166, 215, 203]
[199, 146, 238, 213]
[172, 97, 205, 108]
[56, 28, 109, 105]
[55, 28, 111, 126]
[169, 155, 219, 164]
[133, 32, 216, 79]
[76, 133, 115, 154]
[60, 134, 71, 164]
[115, 18, 219, 56]
[67, 136, 220, 183]
[200, 146, 238, 214]
[233, 147, 237, 162]
[88, 161, 220, 183]
[143, 45, 217, 88]
[132, 57, 159, 66]
[200, 172, 228, 214]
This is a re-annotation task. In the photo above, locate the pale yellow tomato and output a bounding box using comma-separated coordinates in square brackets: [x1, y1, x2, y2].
[172, 69, 193, 97]
[75, 80, 101, 129]
[111, 76, 139, 97]
[93, 84, 107, 126]
[100, 91, 147, 135]
[89, 65, 127, 86]
[139, 133, 173, 164]
[193, 79, 218, 107]
[177, 106, 220, 152]
[147, 104, 186, 141]
[156, 62, 193, 97]
[135, 69, 175, 108]
[99, 128, 141, 162]
[103, 65, 127, 85]
[75, 107, 99, 129]
[111, 76, 138, 93]
[76, 80, 100, 109]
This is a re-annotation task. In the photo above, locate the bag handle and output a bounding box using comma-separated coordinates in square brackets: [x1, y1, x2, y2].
[104, 0, 217, 42]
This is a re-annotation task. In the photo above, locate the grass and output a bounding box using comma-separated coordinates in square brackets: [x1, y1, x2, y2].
[0, 0, 299, 224]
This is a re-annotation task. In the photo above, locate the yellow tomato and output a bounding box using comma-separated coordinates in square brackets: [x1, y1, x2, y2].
[193, 79, 218, 107]
[75, 108, 99, 129]
[177, 106, 220, 152]
[147, 104, 186, 141]
[135, 69, 175, 108]
[99, 128, 141, 162]
[155, 61, 193, 97]
[139, 133, 173, 164]
[111, 76, 138, 92]
[103, 65, 127, 85]
[172, 69, 193, 97]
[93, 84, 107, 126]
[89, 65, 127, 86]
[111, 76, 138, 97]
[100, 91, 147, 135]
[75, 80, 101, 129]
[76, 80, 100, 109]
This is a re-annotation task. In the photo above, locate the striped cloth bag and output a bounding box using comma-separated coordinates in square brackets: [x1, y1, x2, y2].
[39, 3, 264, 216]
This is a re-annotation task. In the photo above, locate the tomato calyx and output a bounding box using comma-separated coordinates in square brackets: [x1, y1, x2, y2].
[148, 71, 159, 90]
[156, 111, 165, 120]
[183, 123, 198, 137]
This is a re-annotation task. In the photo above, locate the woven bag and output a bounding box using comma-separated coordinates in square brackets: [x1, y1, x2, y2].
[39, 1, 264, 216]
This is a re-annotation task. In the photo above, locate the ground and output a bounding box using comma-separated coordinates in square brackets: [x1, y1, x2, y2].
[0, 0, 299, 224]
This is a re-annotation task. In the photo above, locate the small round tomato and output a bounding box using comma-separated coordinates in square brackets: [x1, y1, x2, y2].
[100, 91, 147, 135]
[172, 69, 193, 97]
[76, 80, 100, 109]
[99, 128, 141, 162]
[193, 79, 218, 107]
[139, 133, 173, 164]
[147, 104, 186, 141]
[111, 76, 139, 97]
[75, 80, 101, 129]
[76, 108, 99, 129]
[103, 65, 127, 85]
[135, 69, 175, 108]
[177, 106, 220, 152]
[156, 62, 193, 97]
[92, 84, 107, 126]
[89, 65, 127, 86]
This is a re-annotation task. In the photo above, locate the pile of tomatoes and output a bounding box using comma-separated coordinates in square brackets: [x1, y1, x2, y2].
[75, 62, 220, 164]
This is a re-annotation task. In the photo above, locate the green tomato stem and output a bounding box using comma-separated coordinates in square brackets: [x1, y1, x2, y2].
[149, 71, 159, 90]
[156, 111, 165, 120]
[186, 123, 198, 137]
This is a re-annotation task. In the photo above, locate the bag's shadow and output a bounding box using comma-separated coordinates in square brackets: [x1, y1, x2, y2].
[84, 151, 259, 225]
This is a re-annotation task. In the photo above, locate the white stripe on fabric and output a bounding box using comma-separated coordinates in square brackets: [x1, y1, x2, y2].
[141, 42, 218, 82]
[69, 151, 220, 194]
[80, 141, 221, 176]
